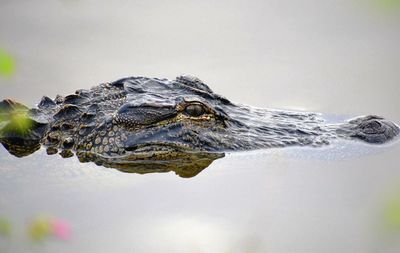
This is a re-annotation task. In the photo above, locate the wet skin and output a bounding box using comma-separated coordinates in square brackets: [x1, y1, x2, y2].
[0, 75, 399, 177]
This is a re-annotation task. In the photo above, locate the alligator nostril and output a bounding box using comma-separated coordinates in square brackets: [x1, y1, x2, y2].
[349, 115, 400, 144]
[360, 120, 382, 134]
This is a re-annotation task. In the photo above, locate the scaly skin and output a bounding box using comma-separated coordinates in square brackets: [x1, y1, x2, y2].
[0, 75, 399, 177]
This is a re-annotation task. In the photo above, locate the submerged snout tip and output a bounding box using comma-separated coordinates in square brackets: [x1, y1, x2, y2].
[350, 115, 400, 144]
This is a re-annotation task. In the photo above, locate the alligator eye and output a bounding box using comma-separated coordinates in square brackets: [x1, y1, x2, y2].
[185, 104, 206, 117]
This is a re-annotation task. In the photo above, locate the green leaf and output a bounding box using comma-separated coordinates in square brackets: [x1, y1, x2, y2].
[0, 49, 16, 77]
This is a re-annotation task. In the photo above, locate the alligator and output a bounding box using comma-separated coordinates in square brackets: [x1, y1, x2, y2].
[0, 75, 399, 177]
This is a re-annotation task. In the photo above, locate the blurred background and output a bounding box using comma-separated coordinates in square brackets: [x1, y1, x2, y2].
[0, 0, 399, 118]
[1, 0, 400, 252]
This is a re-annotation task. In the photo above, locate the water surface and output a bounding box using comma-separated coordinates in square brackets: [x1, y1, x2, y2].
[1, 0, 400, 252]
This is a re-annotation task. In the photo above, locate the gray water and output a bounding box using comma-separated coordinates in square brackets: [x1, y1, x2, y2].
[1, 0, 400, 252]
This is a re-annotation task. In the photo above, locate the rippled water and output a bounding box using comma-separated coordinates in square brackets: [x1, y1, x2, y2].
[1, 0, 400, 252]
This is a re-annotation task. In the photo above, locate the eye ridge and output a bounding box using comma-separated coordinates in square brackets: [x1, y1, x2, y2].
[184, 103, 207, 117]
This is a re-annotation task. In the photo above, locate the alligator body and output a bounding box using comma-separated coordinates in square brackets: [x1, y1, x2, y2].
[0, 75, 399, 177]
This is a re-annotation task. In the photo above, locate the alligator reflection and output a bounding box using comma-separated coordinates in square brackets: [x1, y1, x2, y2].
[76, 151, 224, 177]
[0, 138, 224, 178]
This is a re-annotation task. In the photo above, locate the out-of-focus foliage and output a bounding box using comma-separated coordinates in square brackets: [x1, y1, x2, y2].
[0, 217, 12, 237]
[372, 0, 400, 10]
[0, 48, 15, 78]
[28, 218, 52, 242]
[8, 112, 33, 135]
[28, 216, 71, 242]
[0, 215, 71, 253]
[384, 194, 400, 231]
[0, 107, 33, 138]
[0, 112, 33, 139]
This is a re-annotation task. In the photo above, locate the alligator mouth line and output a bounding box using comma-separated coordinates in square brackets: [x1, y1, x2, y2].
[124, 142, 198, 154]
[77, 141, 211, 164]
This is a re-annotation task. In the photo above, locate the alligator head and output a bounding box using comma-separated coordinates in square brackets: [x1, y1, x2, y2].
[1, 75, 399, 177]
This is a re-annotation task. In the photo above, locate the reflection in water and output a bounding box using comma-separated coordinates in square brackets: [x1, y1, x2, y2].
[76, 150, 224, 178]
[0, 132, 224, 179]
[0, 136, 224, 178]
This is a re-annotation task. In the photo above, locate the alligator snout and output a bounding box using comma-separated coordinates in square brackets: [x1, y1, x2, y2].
[347, 115, 400, 144]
